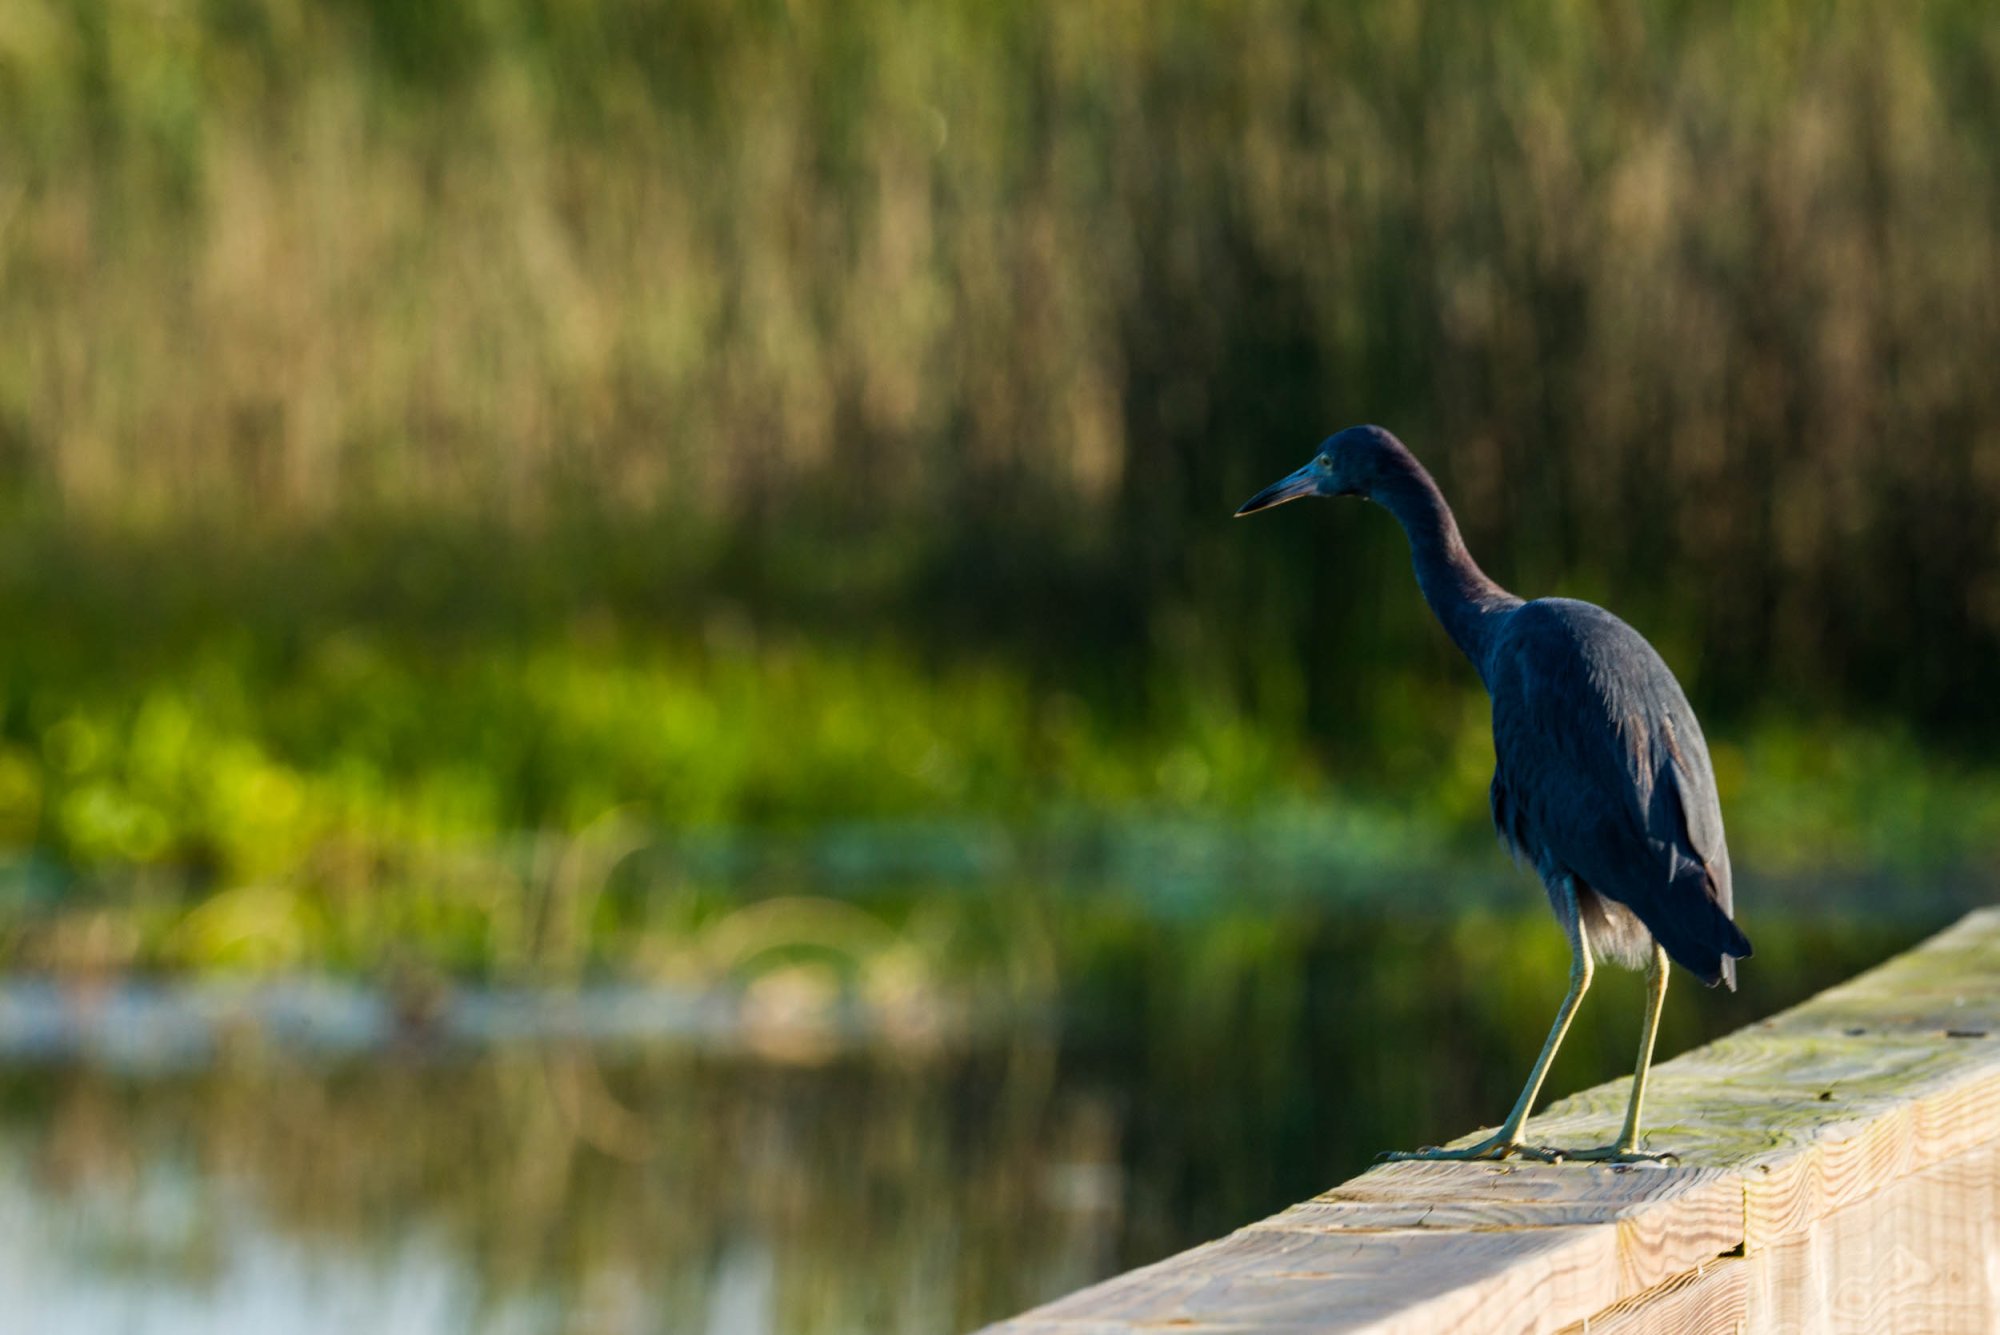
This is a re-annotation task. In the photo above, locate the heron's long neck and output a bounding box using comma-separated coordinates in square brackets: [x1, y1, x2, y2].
[1371, 460, 1520, 673]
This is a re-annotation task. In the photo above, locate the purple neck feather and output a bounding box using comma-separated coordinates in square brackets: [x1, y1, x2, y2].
[1367, 447, 1521, 672]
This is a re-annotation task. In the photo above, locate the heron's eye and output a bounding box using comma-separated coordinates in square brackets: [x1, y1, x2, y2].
[1316, 453, 1334, 470]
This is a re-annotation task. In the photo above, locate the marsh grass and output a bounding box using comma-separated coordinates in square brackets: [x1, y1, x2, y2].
[4, 0, 2000, 720]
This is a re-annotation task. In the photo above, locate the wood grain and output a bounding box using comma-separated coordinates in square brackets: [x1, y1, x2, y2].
[981, 908, 2000, 1335]
[1552, 1259, 1748, 1334]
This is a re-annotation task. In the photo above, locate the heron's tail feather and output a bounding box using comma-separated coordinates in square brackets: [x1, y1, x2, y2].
[1656, 869, 1752, 990]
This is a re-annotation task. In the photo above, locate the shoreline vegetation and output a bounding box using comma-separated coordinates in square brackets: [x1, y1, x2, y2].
[0, 514, 1988, 981]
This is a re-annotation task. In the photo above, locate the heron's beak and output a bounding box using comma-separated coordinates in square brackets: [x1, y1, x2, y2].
[1234, 465, 1318, 517]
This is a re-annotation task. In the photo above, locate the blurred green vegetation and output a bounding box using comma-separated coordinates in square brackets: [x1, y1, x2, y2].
[0, 519, 1990, 980]
[0, 510, 1993, 981]
[0, 0, 1996, 972]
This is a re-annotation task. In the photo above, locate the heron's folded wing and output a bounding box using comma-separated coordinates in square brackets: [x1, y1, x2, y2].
[1491, 621, 1746, 981]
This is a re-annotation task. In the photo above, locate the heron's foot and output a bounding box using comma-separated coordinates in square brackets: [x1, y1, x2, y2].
[1377, 1131, 1564, 1164]
[1556, 1143, 1680, 1166]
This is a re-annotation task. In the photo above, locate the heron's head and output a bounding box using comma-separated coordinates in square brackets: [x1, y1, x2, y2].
[1234, 424, 1405, 516]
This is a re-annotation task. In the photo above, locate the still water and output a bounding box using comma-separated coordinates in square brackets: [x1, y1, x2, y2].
[0, 888, 1964, 1334]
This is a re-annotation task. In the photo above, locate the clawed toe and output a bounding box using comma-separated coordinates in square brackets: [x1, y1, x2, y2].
[1377, 1139, 1677, 1166]
[1558, 1144, 1679, 1165]
[1376, 1135, 1565, 1164]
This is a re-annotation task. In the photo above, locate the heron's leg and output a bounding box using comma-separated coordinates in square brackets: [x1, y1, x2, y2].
[1564, 942, 1677, 1164]
[1379, 879, 1592, 1163]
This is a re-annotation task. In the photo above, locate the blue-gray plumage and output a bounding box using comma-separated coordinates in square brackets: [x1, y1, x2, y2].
[1486, 599, 1748, 987]
[1236, 424, 1751, 1163]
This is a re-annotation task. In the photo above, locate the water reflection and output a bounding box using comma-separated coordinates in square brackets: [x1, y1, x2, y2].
[0, 905, 1951, 1334]
[0, 1030, 1095, 1332]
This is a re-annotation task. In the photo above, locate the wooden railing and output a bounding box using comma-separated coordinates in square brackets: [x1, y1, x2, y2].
[983, 907, 2000, 1334]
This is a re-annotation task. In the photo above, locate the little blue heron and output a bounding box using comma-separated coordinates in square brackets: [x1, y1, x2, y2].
[1237, 425, 1752, 1163]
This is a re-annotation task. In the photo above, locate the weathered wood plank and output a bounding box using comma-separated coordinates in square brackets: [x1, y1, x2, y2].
[1744, 1137, 2000, 1333]
[1004, 1224, 1616, 1333]
[982, 907, 2000, 1335]
[1553, 1259, 1747, 1334]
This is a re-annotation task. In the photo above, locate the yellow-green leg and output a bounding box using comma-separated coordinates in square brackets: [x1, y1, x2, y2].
[1380, 879, 1593, 1163]
[1562, 942, 1677, 1164]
